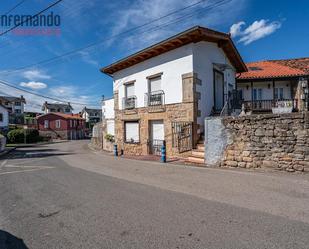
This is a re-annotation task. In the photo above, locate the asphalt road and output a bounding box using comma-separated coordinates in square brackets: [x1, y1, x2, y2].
[0, 141, 309, 249]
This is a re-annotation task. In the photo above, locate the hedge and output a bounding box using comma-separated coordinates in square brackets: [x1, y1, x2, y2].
[7, 129, 43, 144]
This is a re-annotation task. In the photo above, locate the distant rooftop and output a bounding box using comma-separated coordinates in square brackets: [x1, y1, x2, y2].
[238, 57, 309, 80]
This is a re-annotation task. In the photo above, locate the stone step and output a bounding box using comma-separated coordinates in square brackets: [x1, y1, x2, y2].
[192, 150, 204, 158]
[196, 144, 205, 151]
[187, 156, 205, 164]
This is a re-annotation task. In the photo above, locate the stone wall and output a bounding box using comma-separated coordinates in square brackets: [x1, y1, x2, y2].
[221, 112, 309, 172]
[91, 121, 114, 152]
[39, 130, 68, 140]
[114, 102, 195, 157]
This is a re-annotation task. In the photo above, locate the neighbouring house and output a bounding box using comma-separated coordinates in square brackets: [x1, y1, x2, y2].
[81, 107, 102, 128]
[101, 26, 247, 158]
[0, 95, 26, 124]
[237, 58, 309, 113]
[102, 97, 115, 136]
[0, 104, 9, 132]
[37, 113, 86, 140]
[42, 101, 73, 114]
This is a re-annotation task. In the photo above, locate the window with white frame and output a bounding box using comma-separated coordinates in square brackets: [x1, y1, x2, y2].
[148, 76, 161, 93]
[56, 120, 61, 128]
[125, 82, 135, 97]
[125, 121, 139, 143]
[44, 120, 49, 128]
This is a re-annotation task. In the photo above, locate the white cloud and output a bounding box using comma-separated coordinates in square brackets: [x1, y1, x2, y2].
[107, 0, 246, 50]
[229, 21, 245, 38]
[230, 19, 282, 45]
[20, 81, 48, 90]
[23, 69, 51, 81]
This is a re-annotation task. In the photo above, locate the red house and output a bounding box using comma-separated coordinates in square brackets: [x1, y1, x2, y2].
[37, 113, 86, 140]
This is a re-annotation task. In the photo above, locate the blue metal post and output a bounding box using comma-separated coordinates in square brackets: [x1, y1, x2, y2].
[161, 140, 166, 163]
[114, 144, 118, 157]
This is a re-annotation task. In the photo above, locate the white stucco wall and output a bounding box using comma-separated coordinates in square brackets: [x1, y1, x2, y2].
[102, 98, 114, 120]
[0, 106, 9, 128]
[192, 41, 236, 127]
[113, 44, 194, 109]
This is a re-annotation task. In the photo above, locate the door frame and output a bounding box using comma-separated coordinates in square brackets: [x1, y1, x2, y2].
[213, 69, 225, 112]
[148, 119, 165, 155]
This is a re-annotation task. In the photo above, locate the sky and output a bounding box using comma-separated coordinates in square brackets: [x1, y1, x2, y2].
[0, 0, 308, 112]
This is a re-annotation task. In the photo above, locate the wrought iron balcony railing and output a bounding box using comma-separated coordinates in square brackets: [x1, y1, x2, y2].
[123, 96, 137, 110]
[145, 90, 165, 107]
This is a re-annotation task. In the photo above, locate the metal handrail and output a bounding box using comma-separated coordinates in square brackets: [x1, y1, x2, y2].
[145, 90, 165, 106]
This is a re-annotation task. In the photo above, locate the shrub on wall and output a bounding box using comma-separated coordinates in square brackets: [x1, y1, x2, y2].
[105, 134, 115, 143]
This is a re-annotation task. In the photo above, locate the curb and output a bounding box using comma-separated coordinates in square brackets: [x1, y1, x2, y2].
[0, 147, 16, 157]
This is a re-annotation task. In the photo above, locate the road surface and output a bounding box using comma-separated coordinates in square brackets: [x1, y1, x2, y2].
[0, 140, 309, 249]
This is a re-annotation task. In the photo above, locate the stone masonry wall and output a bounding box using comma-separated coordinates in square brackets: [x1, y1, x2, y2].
[222, 112, 309, 172]
[114, 102, 195, 157]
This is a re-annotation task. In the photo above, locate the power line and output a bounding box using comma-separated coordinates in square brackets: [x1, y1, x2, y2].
[0, 79, 99, 106]
[0, 0, 228, 74]
[0, 0, 64, 37]
[3, 0, 27, 15]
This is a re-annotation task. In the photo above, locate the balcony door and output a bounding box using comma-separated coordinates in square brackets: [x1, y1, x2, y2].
[214, 70, 224, 112]
[148, 76, 163, 106]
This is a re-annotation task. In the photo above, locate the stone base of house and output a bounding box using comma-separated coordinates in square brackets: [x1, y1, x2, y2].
[115, 102, 198, 158]
[39, 130, 84, 140]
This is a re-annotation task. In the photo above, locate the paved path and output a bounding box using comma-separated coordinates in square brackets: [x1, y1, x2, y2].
[0, 141, 309, 249]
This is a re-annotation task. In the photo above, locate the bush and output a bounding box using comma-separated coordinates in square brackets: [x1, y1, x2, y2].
[7, 129, 24, 144]
[7, 129, 43, 144]
[105, 134, 115, 143]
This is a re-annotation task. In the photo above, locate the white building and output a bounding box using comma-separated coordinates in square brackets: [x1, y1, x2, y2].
[0, 105, 9, 131]
[102, 98, 115, 136]
[101, 26, 246, 158]
[42, 102, 73, 114]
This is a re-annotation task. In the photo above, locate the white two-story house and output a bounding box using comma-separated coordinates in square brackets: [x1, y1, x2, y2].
[101, 26, 247, 157]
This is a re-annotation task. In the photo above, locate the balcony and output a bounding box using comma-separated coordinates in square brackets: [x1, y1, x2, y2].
[244, 99, 298, 112]
[123, 96, 137, 110]
[145, 90, 165, 107]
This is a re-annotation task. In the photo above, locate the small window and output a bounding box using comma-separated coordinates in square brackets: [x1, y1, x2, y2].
[56, 120, 61, 128]
[65, 108, 71, 113]
[15, 109, 21, 114]
[148, 76, 162, 93]
[15, 102, 21, 106]
[44, 120, 49, 128]
[125, 82, 135, 98]
[125, 121, 139, 143]
[0, 113, 3, 122]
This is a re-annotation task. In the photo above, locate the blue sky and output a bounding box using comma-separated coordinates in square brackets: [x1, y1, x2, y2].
[0, 0, 308, 112]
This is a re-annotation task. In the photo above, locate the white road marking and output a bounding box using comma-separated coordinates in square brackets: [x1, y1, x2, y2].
[1, 160, 7, 167]
[4, 165, 54, 169]
[0, 167, 54, 176]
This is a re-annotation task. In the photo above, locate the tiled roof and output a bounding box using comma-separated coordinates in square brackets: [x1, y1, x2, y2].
[42, 102, 73, 110]
[238, 58, 309, 80]
[37, 112, 84, 120]
[102, 26, 247, 74]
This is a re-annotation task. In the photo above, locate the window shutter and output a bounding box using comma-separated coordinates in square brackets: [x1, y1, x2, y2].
[149, 76, 161, 92]
[125, 122, 139, 142]
[126, 83, 135, 97]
